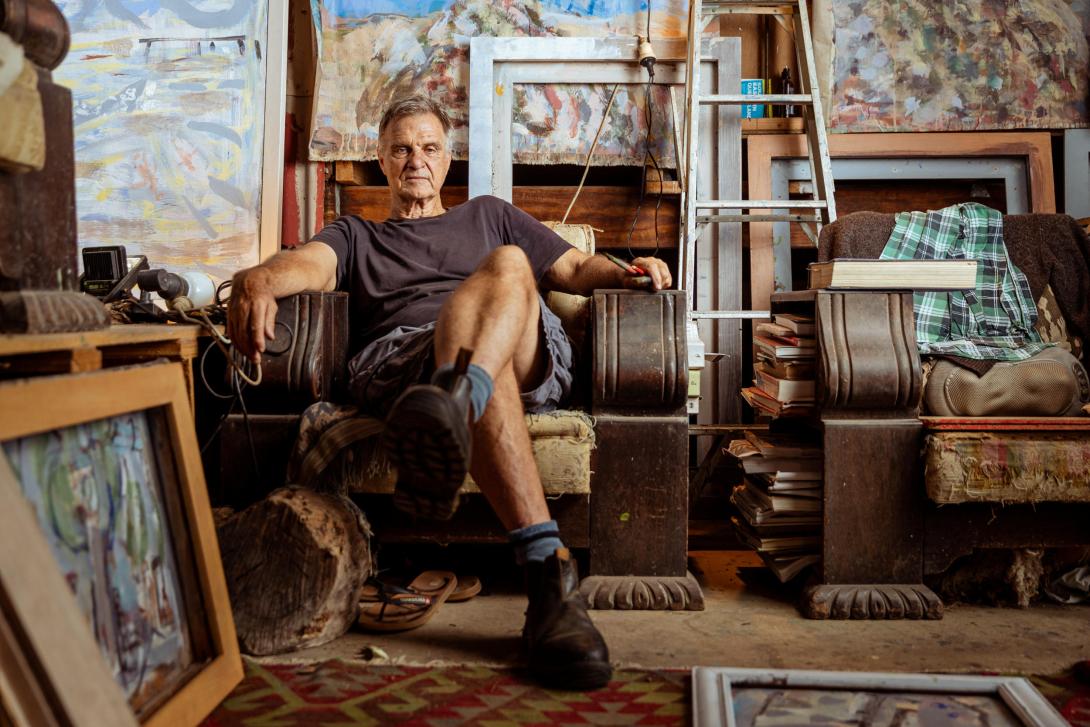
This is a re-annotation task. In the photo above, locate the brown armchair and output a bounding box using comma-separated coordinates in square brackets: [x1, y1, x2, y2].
[220, 281, 703, 611]
[788, 212, 1090, 620]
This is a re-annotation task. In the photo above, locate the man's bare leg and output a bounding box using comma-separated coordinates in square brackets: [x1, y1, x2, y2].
[432, 246, 551, 529]
[387, 244, 611, 691]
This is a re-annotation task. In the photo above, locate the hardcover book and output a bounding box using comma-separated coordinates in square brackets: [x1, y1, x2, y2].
[807, 258, 978, 290]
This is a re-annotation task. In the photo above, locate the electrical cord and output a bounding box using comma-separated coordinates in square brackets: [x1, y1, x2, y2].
[562, 82, 622, 225]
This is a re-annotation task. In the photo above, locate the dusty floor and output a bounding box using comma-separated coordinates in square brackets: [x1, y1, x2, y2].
[291, 551, 1090, 676]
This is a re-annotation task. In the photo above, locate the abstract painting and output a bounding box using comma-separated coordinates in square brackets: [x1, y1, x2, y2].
[54, 0, 273, 280]
[829, 0, 1090, 132]
[732, 688, 1021, 726]
[3, 412, 191, 716]
[308, 0, 685, 166]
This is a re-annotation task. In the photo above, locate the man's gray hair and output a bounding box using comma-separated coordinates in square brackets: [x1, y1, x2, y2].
[378, 95, 452, 140]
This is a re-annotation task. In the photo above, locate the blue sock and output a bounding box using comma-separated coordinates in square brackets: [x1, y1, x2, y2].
[431, 362, 494, 422]
[508, 520, 565, 565]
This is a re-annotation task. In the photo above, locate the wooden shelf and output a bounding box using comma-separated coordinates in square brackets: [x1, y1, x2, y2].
[742, 118, 806, 135]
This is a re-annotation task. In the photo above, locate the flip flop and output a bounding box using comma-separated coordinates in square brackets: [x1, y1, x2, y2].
[448, 575, 482, 603]
[357, 571, 457, 632]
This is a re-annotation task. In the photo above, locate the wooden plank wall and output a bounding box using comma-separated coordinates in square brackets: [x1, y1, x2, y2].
[339, 185, 680, 251]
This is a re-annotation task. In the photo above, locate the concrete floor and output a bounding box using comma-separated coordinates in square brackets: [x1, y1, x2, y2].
[289, 551, 1090, 676]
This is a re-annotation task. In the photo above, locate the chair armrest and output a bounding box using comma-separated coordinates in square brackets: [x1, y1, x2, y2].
[591, 289, 688, 415]
[251, 291, 350, 408]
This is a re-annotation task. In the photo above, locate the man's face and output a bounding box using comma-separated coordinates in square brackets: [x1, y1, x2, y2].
[378, 112, 451, 206]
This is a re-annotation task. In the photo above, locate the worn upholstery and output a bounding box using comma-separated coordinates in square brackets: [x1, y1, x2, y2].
[925, 431, 1090, 504]
[342, 410, 596, 495]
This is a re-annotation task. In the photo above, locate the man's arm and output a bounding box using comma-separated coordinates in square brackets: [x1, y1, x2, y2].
[228, 241, 339, 363]
[542, 248, 673, 297]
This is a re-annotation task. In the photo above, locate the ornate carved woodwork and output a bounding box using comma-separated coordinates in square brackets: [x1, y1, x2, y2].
[774, 290, 942, 620]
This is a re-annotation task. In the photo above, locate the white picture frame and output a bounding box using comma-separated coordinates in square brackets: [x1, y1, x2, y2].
[692, 667, 1067, 727]
[1064, 129, 1090, 219]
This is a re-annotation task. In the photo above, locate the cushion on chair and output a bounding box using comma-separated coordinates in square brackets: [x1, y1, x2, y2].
[924, 431, 1090, 504]
[324, 410, 596, 496]
[542, 222, 595, 353]
[922, 347, 1090, 417]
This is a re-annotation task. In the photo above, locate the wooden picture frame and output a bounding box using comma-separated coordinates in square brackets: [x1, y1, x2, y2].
[746, 131, 1056, 311]
[693, 667, 1068, 727]
[0, 363, 242, 726]
[260, 0, 290, 262]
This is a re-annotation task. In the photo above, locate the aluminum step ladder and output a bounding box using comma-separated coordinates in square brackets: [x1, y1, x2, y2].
[679, 0, 836, 326]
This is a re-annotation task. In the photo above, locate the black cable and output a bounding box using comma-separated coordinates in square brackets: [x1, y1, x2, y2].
[234, 369, 262, 484]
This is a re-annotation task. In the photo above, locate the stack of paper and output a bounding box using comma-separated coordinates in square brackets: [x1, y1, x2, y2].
[727, 430, 822, 583]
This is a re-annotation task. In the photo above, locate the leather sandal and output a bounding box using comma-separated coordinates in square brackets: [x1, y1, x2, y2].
[357, 571, 457, 632]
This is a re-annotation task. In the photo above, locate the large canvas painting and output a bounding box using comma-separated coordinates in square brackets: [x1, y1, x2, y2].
[3, 412, 192, 716]
[309, 0, 684, 166]
[54, 1, 274, 279]
[829, 0, 1090, 132]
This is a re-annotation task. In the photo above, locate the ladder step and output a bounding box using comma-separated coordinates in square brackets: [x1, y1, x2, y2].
[698, 213, 822, 224]
[691, 310, 772, 320]
[699, 94, 812, 105]
[695, 199, 829, 209]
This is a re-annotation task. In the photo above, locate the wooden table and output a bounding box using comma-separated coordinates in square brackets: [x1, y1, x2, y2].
[0, 324, 203, 410]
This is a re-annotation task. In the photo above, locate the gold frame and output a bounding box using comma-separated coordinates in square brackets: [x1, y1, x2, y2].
[0, 363, 241, 726]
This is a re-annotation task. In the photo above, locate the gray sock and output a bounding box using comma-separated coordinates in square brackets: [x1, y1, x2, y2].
[431, 362, 494, 421]
[508, 520, 564, 565]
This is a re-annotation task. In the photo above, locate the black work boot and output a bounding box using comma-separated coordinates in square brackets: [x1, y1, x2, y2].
[523, 548, 612, 690]
[383, 349, 473, 520]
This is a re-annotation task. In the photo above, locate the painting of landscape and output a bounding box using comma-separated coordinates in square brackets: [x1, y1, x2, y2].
[830, 0, 1089, 131]
[3, 411, 193, 714]
[309, 0, 685, 166]
[53, 0, 271, 279]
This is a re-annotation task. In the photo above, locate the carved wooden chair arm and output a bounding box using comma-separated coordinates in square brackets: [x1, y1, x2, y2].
[591, 289, 688, 415]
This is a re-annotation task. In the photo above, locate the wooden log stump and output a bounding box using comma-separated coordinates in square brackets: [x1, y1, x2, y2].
[217, 486, 372, 655]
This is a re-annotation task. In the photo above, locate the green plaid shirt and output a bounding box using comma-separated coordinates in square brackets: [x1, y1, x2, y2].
[879, 202, 1049, 361]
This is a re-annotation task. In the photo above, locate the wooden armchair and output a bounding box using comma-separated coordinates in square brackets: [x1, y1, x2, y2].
[786, 212, 1090, 620]
[219, 284, 703, 611]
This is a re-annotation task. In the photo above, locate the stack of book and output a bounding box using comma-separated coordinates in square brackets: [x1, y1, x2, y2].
[742, 312, 817, 418]
[727, 430, 822, 582]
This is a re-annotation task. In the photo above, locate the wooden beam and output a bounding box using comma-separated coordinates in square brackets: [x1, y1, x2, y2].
[333, 161, 368, 186]
[339, 186, 680, 249]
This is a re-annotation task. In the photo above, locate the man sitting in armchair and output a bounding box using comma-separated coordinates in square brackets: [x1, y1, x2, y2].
[227, 94, 671, 690]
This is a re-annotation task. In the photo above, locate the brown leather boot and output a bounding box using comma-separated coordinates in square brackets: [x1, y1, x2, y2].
[523, 548, 612, 690]
[383, 350, 473, 520]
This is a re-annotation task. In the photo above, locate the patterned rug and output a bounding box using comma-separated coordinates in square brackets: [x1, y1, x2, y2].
[201, 659, 1089, 726]
[201, 660, 688, 726]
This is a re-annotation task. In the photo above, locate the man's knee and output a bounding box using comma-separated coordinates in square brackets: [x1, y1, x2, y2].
[480, 246, 535, 289]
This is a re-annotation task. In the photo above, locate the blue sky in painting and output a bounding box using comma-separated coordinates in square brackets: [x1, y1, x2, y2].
[324, 0, 647, 18]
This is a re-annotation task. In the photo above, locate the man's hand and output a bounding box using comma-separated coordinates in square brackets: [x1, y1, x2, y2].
[227, 267, 278, 364]
[625, 256, 673, 291]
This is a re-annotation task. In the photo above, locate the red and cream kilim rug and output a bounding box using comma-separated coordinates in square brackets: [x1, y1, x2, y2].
[201, 660, 688, 726]
[200, 659, 1089, 726]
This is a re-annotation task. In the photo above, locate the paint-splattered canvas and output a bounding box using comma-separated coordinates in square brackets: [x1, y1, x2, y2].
[54, 1, 271, 280]
[309, 0, 684, 166]
[3, 412, 192, 715]
[829, 0, 1090, 132]
[732, 688, 1022, 726]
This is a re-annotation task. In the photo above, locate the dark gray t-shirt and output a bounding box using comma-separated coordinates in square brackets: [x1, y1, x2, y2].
[313, 195, 574, 353]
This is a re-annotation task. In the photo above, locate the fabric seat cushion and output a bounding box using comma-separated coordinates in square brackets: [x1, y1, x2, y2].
[348, 410, 595, 496]
[924, 431, 1090, 504]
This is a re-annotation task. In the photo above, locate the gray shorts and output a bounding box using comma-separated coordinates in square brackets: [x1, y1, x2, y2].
[346, 295, 573, 416]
